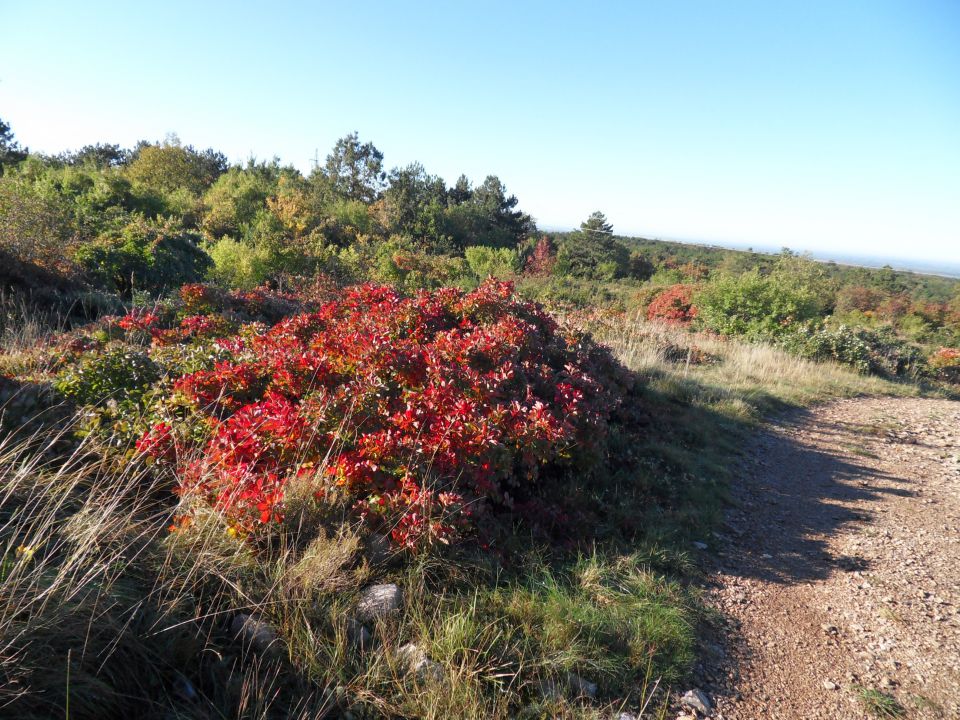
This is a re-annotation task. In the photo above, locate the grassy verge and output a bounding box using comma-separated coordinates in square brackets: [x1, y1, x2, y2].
[0, 426, 698, 719]
[0, 307, 931, 719]
[594, 313, 918, 413]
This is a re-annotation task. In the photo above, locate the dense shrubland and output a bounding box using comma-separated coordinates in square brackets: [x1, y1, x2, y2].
[43, 279, 632, 547]
[1, 117, 956, 384]
[0, 117, 955, 719]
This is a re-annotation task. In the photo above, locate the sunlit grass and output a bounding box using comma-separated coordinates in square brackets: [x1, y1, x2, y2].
[856, 687, 907, 719]
[591, 313, 916, 421]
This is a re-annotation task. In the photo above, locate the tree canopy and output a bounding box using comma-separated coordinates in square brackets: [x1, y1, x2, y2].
[320, 132, 386, 203]
[0, 117, 27, 175]
[556, 211, 629, 279]
[580, 210, 613, 238]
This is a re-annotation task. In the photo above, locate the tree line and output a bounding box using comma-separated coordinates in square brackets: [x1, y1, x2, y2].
[0, 118, 650, 299]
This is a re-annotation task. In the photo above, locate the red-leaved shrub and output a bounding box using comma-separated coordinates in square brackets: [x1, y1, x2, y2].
[524, 236, 557, 277]
[646, 284, 699, 324]
[117, 309, 160, 332]
[139, 280, 629, 549]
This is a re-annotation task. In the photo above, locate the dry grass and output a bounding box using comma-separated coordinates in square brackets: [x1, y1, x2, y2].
[585, 313, 916, 421]
[0, 294, 69, 354]
[0, 410, 686, 719]
[0, 428, 167, 716]
[0, 401, 356, 718]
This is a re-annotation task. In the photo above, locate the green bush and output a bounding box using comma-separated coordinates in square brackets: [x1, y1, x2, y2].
[74, 217, 211, 295]
[0, 172, 81, 270]
[781, 323, 928, 379]
[647, 267, 684, 286]
[554, 232, 630, 280]
[326, 198, 379, 238]
[464, 245, 519, 279]
[201, 166, 277, 239]
[206, 237, 278, 289]
[697, 267, 824, 339]
[56, 347, 161, 407]
[779, 324, 874, 373]
[351, 236, 472, 292]
[516, 275, 633, 310]
[859, 326, 928, 379]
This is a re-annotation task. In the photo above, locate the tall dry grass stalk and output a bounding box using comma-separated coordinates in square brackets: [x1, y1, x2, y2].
[0, 424, 161, 715]
[0, 412, 332, 718]
[0, 294, 68, 354]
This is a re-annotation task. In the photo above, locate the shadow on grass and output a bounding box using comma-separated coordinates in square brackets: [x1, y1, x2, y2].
[612, 366, 933, 589]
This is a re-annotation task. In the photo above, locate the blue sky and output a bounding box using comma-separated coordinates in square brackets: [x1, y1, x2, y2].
[2, 1, 958, 265]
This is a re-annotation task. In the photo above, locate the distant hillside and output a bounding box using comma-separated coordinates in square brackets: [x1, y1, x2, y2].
[620, 234, 960, 280]
[546, 231, 960, 303]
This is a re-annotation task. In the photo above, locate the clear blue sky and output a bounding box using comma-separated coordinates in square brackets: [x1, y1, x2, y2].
[2, 1, 958, 265]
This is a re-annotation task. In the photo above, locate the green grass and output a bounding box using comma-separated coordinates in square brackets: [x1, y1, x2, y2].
[856, 687, 907, 719]
[840, 442, 881, 458]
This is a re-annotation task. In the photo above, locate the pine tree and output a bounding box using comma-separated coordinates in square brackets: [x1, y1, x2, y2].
[580, 211, 613, 237]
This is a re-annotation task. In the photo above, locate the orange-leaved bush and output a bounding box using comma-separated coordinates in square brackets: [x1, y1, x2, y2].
[137, 280, 631, 550]
[646, 284, 699, 324]
[929, 347, 960, 383]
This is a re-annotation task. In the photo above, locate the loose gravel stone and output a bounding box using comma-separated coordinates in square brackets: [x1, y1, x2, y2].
[231, 613, 280, 653]
[679, 688, 712, 715]
[356, 583, 402, 622]
[699, 398, 960, 720]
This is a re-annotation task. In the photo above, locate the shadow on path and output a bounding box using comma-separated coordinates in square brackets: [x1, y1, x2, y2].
[701, 408, 928, 586]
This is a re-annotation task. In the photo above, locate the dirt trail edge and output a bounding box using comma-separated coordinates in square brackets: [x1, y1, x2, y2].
[696, 397, 960, 720]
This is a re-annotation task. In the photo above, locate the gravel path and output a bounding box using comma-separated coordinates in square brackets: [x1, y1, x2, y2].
[695, 397, 960, 720]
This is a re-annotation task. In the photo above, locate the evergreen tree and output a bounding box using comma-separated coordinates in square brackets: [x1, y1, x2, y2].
[321, 132, 386, 203]
[580, 210, 613, 237]
[557, 211, 628, 279]
[0, 117, 27, 175]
